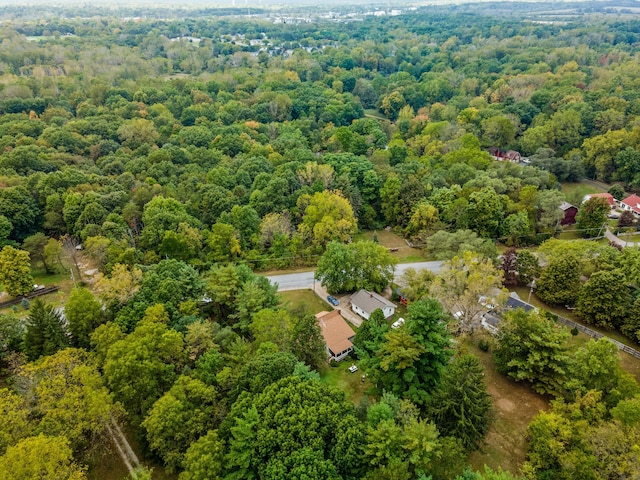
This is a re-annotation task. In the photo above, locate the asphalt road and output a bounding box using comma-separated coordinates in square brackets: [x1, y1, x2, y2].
[266, 261, 444, 291]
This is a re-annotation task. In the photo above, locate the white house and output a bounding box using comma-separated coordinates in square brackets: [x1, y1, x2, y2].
[316, 310, 355, 362]
[350, 290, 396, 320]
[621, 194, 640, 217]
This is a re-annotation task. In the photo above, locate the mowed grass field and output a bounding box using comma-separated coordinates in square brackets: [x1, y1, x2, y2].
[465, 337, 549, 475]
[355, 230, 424, 262]
[279, 289, 329, 315]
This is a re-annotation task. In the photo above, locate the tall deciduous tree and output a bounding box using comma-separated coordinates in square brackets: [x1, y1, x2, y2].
[0, 434, 86, 480]
[179, 430, 225, 480]
[576, 197, 610, 238]
[143, 376, 219, 472]
[0, 388, 31, 455]
[65, 288, 103, 349]
[494, 310, 570, 396]
[103, 318, 185, 421]
[0, 246, 33, 297]
[428, 355, 492, 451]
[536, 254, 581, 306]
[576, 269, 631, 329]
[290, 314, 326, 369]
[424, 230, 498, 261]
[372, 299, 452, 405]
[353, 309, 388, 359]
[19, 348, 120, 451]
[315, 240, 397, 293]
[297, 191, 357, 249]
[223, 377, 363, 480]
[429, 251, 506, 334]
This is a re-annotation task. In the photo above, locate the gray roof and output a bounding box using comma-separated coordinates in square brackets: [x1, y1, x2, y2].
[350, 289, 395, 314]
[505, 294, 536, 312]
[559, 201, 576, 211]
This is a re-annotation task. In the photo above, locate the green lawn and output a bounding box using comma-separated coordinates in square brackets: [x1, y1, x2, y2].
[355, 230, 424, 262]
[561, 182, 603, 205]
[0, 270, 75, 316]
[319, 360, 373, 405]
[279, 289, 330, 315]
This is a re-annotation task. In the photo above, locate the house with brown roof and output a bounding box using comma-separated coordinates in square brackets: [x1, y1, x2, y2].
[621, 194, 640, 217]
[350, 289, 396, 320]
[316, 310, 355, 362]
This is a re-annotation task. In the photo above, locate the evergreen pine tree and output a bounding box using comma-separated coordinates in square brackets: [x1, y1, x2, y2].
[23, 299, 69, 361]
[427, 354, 492, 451]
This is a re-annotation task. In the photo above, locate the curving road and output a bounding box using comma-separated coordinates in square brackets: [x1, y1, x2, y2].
[266, 261, 443, 291]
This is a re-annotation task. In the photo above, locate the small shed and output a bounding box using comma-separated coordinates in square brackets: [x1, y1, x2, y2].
[559, 201, 578, 226]
[350, 290, 396, 320]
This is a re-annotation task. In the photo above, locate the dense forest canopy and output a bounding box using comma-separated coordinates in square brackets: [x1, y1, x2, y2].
[2, 3, 640, 479]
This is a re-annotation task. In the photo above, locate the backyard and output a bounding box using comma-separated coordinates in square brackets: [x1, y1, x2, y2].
[465, 336, 549, 474]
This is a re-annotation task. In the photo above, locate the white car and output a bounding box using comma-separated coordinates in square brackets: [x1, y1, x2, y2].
[348, 365, 358, 373]
[391, 318, 405, 329]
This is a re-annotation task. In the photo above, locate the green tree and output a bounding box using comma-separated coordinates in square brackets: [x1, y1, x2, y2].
[575, 269, 631, 329]
[0, 434, 86, 480]
[140, 197, 199, 250]
[566, 338, 639, 407]
[223, 376, 363, 480]
[481, 115, 516, 148]
[608, 184, 626, 200]
[0, 313, 25, 360]
[515, 250, 540, 285]
[494, 309, 570, 396]
[20, 348, 120, 451]
[23, 299, 69, 361]
[315, 240, 397, 293]
[575, 197, 609, 238]
[0, 388, 31, 455]
[231, 352, 300, 401]
[290, 314, 326, 369]
[143, 376, 219, 472]
[372, 299, 452, 405]
[65, 288, 103, 349]
[353, 309, 388, 359]
[462, 187, 505, 239]
[536, 254, 581, 306]
[298, 191, 357, 249]
[179, 430, 225, 480]
[429, 251, 505, 334]
[425, 230, 498, 261]
[0, 246, 34, 297]
[534, 190, 565, 232]
[103, 318, 185, 421]
[428, 355, 492, 451]
[22, 233, 53, 273]
[249, 309, 294, 351]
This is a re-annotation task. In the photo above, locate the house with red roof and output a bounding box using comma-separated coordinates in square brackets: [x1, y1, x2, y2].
[582, 192, 615, 208]
[621, 194, 640, 217]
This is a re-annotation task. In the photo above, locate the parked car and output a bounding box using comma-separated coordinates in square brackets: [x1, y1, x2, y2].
[327, 295, 340, 306]
[391, 317, 405, 329]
